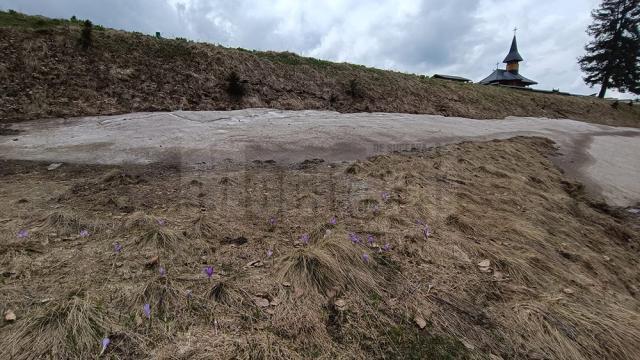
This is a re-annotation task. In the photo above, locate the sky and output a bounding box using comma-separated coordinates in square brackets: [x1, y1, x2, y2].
[1, 0, 634, 98]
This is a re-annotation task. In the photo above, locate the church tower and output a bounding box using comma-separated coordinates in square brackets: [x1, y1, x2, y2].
[503, 35, 523, 74]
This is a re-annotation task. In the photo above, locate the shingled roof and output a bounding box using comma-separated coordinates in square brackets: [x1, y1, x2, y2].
[503, 35, 523, 63]
[478, 69, 537, 85]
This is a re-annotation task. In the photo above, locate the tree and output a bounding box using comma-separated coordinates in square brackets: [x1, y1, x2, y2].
[578, 0, 640, 98]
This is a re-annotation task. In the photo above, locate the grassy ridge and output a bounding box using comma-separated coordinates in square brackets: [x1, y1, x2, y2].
[0, 10, 638, 126]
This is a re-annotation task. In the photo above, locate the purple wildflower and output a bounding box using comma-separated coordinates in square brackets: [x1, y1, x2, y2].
[143, 303, 151, 319]
[114, 242, 123, 254]
[416, 219, 425, 226]
[300, 233, 310, 245]
[362, 253, 370, 263]
[329, 217, 337, 225]
[383, 243, 392, 251]
[159, 266, 166, 277]
[367, 234, 375, 245]
[422, 224, 431, 239]
[186, 289, 192, 299]
[381, 192, 390, 202]
[268, 217, 277, 226]
[349, 233, 361, 244]
[17, 229, 28, 239]
[204, 266, 214, 278]
[79, 229, 90, 237]
[101, 337, 110, 352]
[157, 219, 165, 226]
[267, 249, 273, 258]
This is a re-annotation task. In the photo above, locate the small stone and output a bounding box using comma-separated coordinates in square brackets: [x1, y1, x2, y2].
[603, 255, 611, 262]
[4, 310, 16, 322]
[414, 315, 427, 329]
[134, 313, 143, 326]
[282, 282, 291, 287]
[493, 271, 504, 280]
[335, 299, 347, 311]
[563, 288, 574, 294]
[145, 255, 159, 268]
[47, 163, 63, 171]
[254, 297, 270, 307]
[478, 259, 491, 268]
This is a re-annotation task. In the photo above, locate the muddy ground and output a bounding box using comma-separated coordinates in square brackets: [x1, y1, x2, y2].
[1, 137, 639, 359]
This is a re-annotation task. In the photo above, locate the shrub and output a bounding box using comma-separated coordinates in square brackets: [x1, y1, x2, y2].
[346, 78, 363, 99]
[79, 20, 92, 50]
[226, 71, 247, 99]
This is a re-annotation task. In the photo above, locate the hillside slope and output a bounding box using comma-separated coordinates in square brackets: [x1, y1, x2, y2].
[0, 11, 639, 126]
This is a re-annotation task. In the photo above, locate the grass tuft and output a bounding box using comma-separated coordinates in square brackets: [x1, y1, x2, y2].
[0, 290, 115, 359]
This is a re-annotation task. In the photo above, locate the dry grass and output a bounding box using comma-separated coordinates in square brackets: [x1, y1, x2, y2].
[1, 137, 639, 359]
[276, 229, 387, 296]
[0, 290, 116, 360]
[36, 210, 101, 236]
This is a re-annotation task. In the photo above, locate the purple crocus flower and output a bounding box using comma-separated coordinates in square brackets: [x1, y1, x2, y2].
[268, 217, 277, 226]
[362, 253, 370, 263]
[17, 229, 28, 238]
[159, 266, 166, 277]
[329, 217, 337, 225]
[349, 233, 360, 244]
[381, 192, 390, 202]
[186, 289, 192, 299]
[300, 233, 310, 245]
[79, 229, 90, 237]
[114, 242, 123, 254]
[367, 234, 375, 245]
[267, 249, 273, 258]
[101, 337, 110, 352]
[204, 266, 214, 278]
[143, 303, 151, 319]
[423, 224, 431, 239]
[383, 243, 392, 251]
[157, 219, 165, 226]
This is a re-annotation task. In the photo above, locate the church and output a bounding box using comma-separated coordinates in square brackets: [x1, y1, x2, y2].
[479, 32, 537, 87]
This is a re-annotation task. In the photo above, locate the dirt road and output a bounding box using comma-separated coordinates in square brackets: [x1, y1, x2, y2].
[1, 109, 639, 206]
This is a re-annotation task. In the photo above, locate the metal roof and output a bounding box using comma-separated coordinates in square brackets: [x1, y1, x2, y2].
[503, 35, 523, 63]
[478, 69, 537, 85]
[433, 74, 472, 82]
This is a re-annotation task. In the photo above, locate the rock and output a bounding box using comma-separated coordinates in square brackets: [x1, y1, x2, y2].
[603, 255, 611, 262]
[282, 282, 291, 287]
[478, 259, 491, 272]
[145, 255, 159, 268]
[47, 163, 63, 171]
[254, 297, 270, 308]
[335, 299, 347, 311]
[414, 315, 427, 329]
[493, 271, 504, 280]
[563, 288, 574, 294]
[478, 259, 491, 267]
[4, 310, 16, 322]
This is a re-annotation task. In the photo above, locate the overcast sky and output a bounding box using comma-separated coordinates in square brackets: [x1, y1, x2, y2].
[1, 0, 633, 98]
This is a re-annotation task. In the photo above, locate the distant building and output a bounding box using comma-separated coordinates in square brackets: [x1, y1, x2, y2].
[433, 74, 472, 83]
[479, 33, 537, 87]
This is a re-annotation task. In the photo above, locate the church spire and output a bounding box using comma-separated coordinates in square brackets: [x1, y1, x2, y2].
[503, 34, 524, 63]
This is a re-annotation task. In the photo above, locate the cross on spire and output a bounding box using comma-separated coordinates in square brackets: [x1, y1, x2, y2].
[495, 62, 500, 69]
[513, 27, 518, 35]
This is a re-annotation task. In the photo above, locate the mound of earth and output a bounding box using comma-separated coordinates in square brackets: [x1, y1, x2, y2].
[1, 137, 638, 359]
[1, 10, 639, 126]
